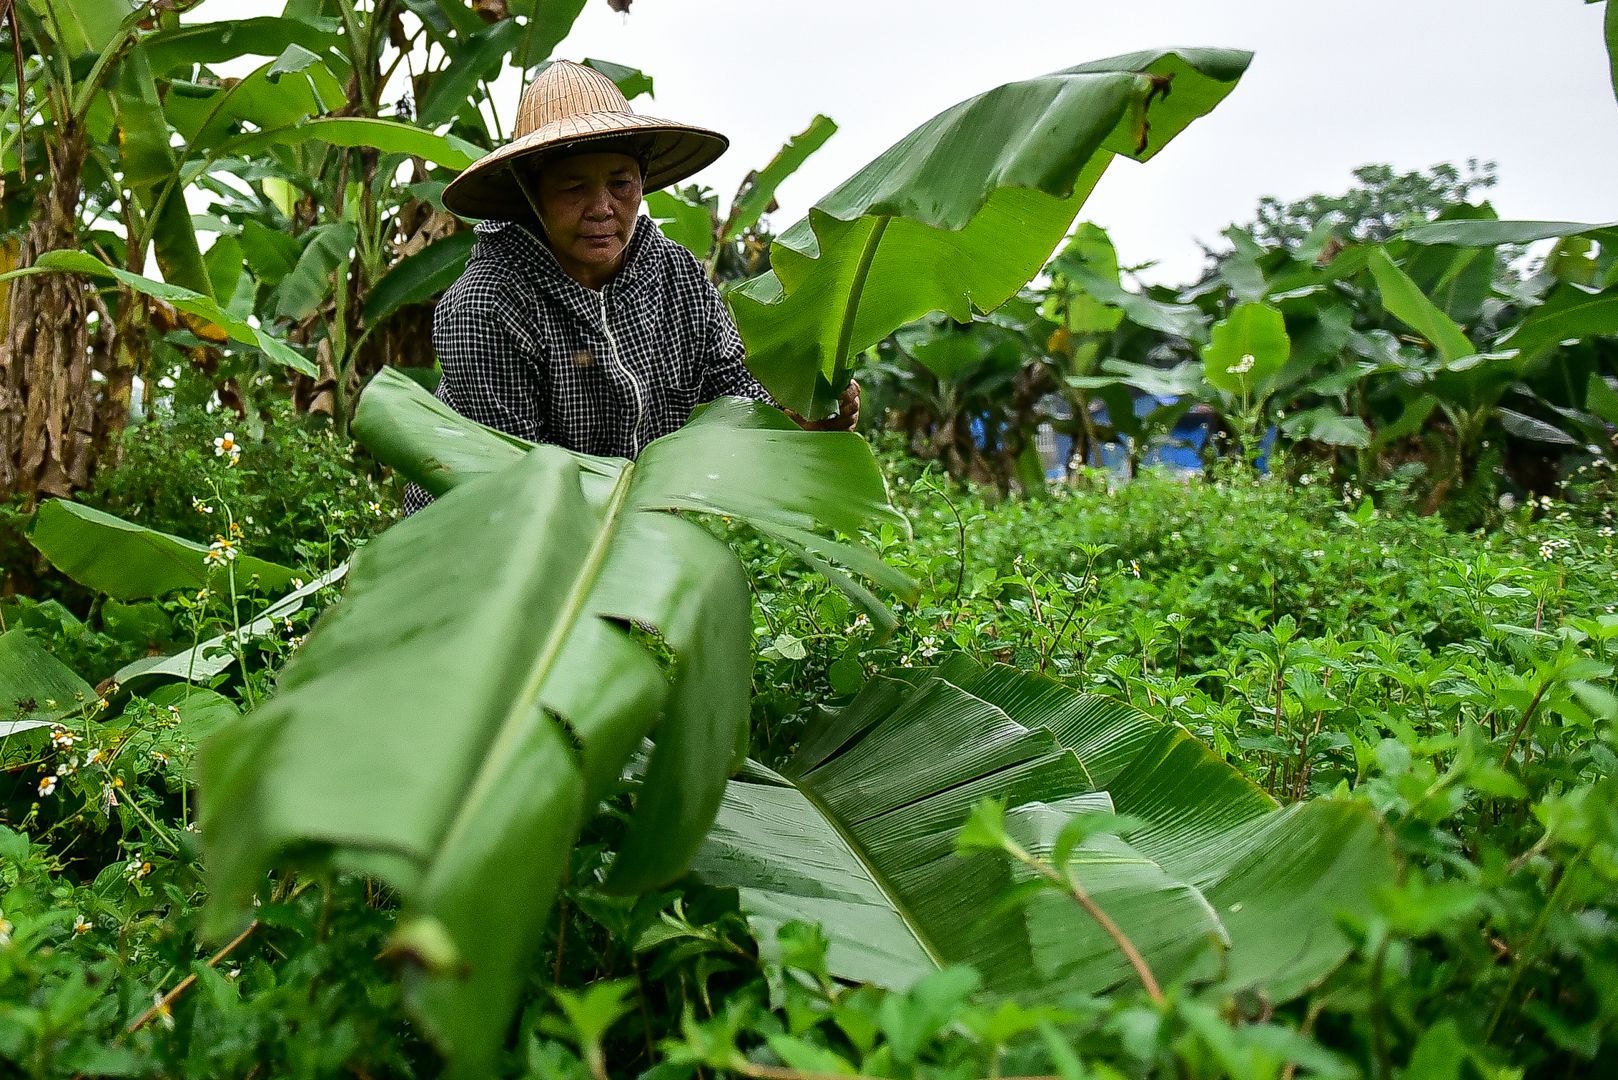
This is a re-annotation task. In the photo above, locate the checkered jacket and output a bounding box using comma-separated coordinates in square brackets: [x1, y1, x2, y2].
[403, 217, 770, 511]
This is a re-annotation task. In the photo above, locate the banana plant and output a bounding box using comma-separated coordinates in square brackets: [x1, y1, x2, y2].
[197, 369, 914, 1079]
[2, 0, 162, 497]
[693, 656, 1395, 1003]
[1364, 237, 1615, 482]
[863, 300, 1061, 491]
[729, 49, 1252, 418]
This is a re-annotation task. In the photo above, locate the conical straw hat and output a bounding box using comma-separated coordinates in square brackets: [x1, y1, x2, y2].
[441, 60, 728, 221]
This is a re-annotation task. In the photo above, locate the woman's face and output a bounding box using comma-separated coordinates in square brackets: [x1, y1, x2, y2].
[534, 151, 643, 289]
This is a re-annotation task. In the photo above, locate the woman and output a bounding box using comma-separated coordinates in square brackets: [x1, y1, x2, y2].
[407, 61, 855, 510]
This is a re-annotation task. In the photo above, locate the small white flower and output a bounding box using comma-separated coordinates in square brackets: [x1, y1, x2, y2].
[0, 913, 12, 947]
[205, 536, 239, 566]
[72, 914, 91, 935]
[213, 432, 240, 464]
[84, 747, 103, 766]
[37, 776, 57, 797]
[368, 501, 384, 516]
[151, 991, 175, 1030]
[192, 497, 214, 515]
[1129, 559, 1141, 578]
[1226, 354, 1256, 376]
[50, 727, 75, 749]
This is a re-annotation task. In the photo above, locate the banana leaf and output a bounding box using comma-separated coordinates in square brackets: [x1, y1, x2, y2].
[355, 368, 915, 631]
[723, 114, 838, 243]
[362, 232, 476, 325]
[1366, 248, 1475, 365]
[693, 658, 1394, 1003]
[109, 42, 215, 297]
[1502, 281, 1618, 360]
[21, 0, 124, 57]
[140, 14, 343, 75]
[165, 45, 347, 148]
[728, 49, 1251, 416]
[414, 18, 521, 129]
[116, 566, 347, 686]
[201, 374, 913, 1078]
[0, 629, 95, 735]
[1607, 0, 1618, 107]
[1399, 218, 1618, 248]
[29, 500, 299, 600]
[0, 251, 315, 375]
[219, 116, 483, 172]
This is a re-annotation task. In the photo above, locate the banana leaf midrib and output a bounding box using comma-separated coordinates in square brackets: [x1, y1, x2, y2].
[432, 460, 636, 859]
[787, 760, 948, 972]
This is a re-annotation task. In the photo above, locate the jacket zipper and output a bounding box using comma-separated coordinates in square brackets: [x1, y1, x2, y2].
[598, 290, 646, 452]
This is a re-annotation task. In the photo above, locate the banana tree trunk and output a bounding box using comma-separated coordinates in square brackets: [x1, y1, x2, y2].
[0, 116, 110, 502]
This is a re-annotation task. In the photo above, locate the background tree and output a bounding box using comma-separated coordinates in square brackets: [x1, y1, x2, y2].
[1239, 159, 1498, 247]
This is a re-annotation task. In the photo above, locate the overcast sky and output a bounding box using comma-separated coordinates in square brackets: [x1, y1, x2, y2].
[543, 0, 1618, 282]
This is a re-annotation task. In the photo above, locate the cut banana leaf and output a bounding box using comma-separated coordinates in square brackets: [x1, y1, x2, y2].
[694, 658, 1394, 1003]
[201, 447, 748, 1078]
[353, 369, 916, 619]
[205, 373, 916, 1077]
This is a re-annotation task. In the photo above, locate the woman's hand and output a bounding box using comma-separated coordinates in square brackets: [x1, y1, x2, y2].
[787, 379, 861, 432]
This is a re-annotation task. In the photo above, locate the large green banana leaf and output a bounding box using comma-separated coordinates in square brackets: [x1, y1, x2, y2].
[693, 657, 1394, 1003]
[29, 499, 299, 600]
[199, 373, 912, 1079]
[728, 49, 1251, 416]
[355, 368, 916, 631]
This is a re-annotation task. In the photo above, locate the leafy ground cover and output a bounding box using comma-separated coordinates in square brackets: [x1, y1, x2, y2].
[3, 429, 1614, 1078]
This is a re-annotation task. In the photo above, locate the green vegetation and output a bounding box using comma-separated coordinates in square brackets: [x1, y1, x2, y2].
[4, 450, 1616, 1077]
[4, 1, 1618, 1077]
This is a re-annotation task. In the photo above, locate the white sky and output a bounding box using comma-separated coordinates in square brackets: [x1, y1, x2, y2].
[197, 0, 1618, 284]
